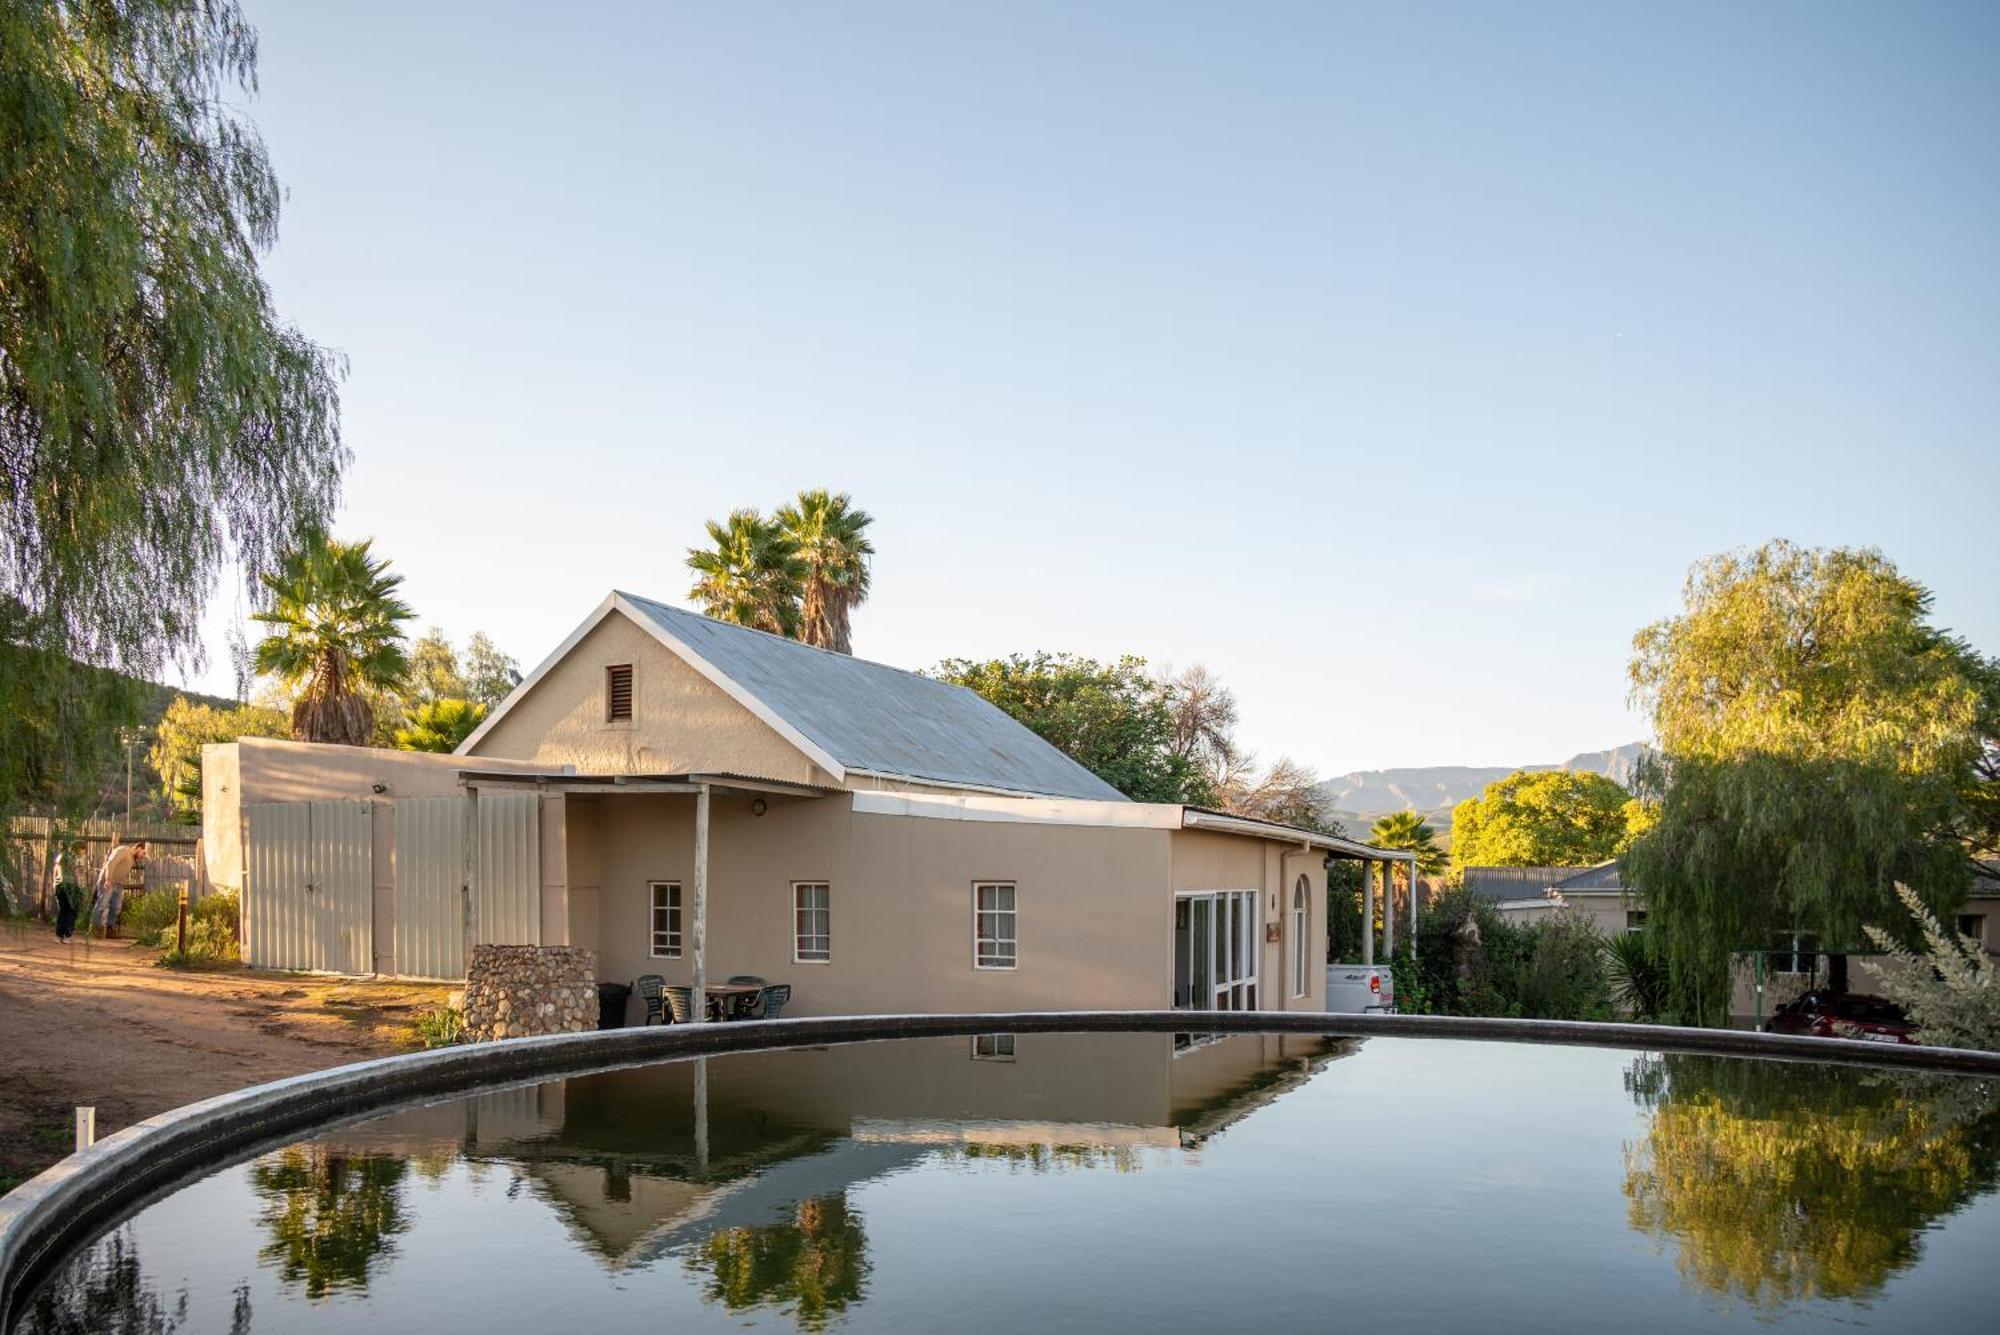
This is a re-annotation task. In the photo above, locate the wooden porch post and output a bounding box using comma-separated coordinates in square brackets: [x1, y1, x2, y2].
[460, 785, 480, 979]
[692, 783, 710, 1022]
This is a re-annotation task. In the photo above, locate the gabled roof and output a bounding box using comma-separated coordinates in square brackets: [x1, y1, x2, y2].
[460, 592, 1128, 803]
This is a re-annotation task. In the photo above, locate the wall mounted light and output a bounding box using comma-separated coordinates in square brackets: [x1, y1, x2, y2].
[751, 798, 768, 817]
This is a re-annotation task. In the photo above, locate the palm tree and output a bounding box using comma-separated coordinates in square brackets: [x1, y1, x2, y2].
[686, 509, 807, 636]
[393, 698, 488, 753]
[775, 490, 874, 653]
[1371, 809, 1447, 910]
[252, 536, 413, 745]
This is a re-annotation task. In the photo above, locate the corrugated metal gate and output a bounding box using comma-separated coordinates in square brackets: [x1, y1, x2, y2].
[393, 794, 542, 979]
[243, 800, 373, 973]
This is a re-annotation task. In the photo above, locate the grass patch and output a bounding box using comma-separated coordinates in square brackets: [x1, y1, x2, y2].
[412, 1006, 465, 1049]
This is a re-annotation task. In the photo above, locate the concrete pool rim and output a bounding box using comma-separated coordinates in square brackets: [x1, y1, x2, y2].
[5, 1009, 1998, 1327]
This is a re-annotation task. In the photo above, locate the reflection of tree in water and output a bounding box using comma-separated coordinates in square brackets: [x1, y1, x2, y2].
[18, 1231, 252, 1335]
[250, 1144, 410, 1300]
[1623, 1054, 2000, 1306]
[685, 1193, 868, 1331]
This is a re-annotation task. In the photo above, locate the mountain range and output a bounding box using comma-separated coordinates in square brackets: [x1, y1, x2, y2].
[1318, 741, 1650, 839]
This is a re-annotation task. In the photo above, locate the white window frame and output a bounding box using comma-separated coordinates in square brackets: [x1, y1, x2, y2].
[1292, 875, 1310, 998]
[649, 880, 682, 959]
[793, 881, 831, 964]
[1174, 889, 1259, 1012]
[970, 1033, 1016, 1062]
[973, 881, 1017, 970]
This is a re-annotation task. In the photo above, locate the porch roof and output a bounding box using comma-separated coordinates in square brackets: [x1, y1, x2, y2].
[455, 769, 840, 800]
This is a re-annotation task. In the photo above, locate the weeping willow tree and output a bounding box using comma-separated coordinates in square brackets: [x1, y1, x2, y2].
[1, 0, 344, 810]
[1624, 542, 1992, 1022]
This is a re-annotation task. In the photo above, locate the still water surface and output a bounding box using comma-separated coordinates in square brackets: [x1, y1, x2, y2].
[17, 1033, 2000, 1333]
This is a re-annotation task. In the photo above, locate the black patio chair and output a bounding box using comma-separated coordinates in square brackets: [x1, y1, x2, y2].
[755, 983, 792, 1019]
[635, 974, 667, 1025]
[724, 975, 767, 1020]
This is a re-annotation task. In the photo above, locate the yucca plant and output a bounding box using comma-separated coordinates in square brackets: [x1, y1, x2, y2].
[1604, 929, 1670, 1021]
[253, 535, 413, 745]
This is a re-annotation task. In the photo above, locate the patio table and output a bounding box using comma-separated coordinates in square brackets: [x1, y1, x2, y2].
[702, 980, 765, 1020]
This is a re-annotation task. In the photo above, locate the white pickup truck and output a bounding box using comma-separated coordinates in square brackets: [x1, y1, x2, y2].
[1325, 963, 1394, 1013]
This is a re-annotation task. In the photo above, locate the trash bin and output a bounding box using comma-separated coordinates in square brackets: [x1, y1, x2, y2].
[597, 981, 632, 1030]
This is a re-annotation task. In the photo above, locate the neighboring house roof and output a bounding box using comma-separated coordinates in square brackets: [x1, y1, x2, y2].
[1460, 866, 1587, 902]
[1550, 860, 1624, 892]
[461, 592, 1128, 803]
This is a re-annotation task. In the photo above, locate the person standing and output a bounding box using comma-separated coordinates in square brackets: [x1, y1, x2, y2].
[92, 839, 147, 938]
[53, 844, 85, 941]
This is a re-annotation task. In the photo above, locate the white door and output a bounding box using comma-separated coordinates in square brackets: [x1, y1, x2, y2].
[393, 794, 541, 979]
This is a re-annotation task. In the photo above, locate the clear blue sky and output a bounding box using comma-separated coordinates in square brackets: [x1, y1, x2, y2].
[187, 0, 2000, 776]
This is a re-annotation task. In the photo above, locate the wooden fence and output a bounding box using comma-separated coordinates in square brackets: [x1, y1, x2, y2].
[0, 816, 205, 916]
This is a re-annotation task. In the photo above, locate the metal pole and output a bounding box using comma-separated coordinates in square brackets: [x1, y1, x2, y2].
[1408, 855, 1419, 963]
[1384, 858, 1397, 958]
[461, 786, 480, 978]
[1360, 861, 1375, 966]
[692, 784, 710, 1023]
[75, 1106, 96, 1152]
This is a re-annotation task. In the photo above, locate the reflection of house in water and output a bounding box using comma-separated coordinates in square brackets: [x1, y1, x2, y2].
[333, 1033, 1350, 1269]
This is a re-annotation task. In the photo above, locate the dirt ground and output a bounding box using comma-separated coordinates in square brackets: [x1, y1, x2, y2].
[0, 920, 455, 1193]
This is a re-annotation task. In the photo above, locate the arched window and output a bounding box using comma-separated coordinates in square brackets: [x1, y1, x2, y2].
[1292, 874, 1311, 998]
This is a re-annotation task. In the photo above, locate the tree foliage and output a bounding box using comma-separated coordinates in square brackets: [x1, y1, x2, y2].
[149, 695, 287, 820]
[252, 535, 412, 746]
[1450, 769, 1641, 870]
[0, 599, 145, 814]
[1622, 542, 1992, 1023]
[1370, 809, 1446, 876]
[0, 0, 342, 809]
[687, 509, 807, 638]
[932, 653, 1211, 803]
[775, 489, 874, 654]
[393, 698, 488, 754]
[0, 0, 343, 685]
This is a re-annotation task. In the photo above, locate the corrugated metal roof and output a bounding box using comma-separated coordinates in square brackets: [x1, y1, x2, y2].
[618, 592, 1129, 802]
[1460, 866, 1586, 901]
[1551, 860, 1624, 892]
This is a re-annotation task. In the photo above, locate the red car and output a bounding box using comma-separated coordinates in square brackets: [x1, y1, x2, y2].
[1769, 990, 1919, 1044]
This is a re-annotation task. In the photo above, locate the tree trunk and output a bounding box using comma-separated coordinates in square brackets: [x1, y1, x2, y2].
[1827, 952, 1849, 993]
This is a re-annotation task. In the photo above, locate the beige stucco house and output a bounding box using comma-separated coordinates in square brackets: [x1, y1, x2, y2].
[207, 591, 1414, 1021]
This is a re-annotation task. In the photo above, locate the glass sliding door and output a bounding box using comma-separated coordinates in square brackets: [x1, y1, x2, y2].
[1174, 890, 1259, 1013]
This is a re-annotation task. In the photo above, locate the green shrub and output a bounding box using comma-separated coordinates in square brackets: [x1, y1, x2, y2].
[147, 890, 240, 966]
[117, 887, 181, 942]
[1394, 886, 1612, 1020]
[414, 1006, 465, 1049]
